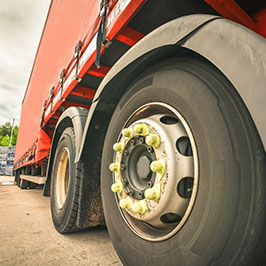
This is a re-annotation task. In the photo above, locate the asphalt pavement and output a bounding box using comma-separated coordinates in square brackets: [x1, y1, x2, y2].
[0, 176, 122, 266]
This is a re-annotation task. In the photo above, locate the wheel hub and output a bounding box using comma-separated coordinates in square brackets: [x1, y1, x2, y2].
[121, 136, 156, 200]
[109, 103, 198, 241]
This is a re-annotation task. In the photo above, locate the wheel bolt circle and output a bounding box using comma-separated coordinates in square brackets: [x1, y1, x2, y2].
[134, 123, 148, 136]
[120, 197, 132, 210]
[132, 201, 147, 215]
[150, 160, 166, 174]
[122, 128, 133, 138]
[113, 143, 123, 152]
[145, 184, 160, 202]
[111, 182, 123, 193]
[109, 162, 120, 172]
[146, 134, 161, 148]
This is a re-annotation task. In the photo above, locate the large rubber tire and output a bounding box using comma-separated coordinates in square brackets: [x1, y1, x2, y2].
[19, 179, 29, 189]
[51, 127, 104, 233]
[50, 127, 78, 233]
[101, 58, 266, 266]
[15, 170, 20, 187]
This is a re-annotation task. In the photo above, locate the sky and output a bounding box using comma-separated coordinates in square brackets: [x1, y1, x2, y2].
[0, 0, 51, 126]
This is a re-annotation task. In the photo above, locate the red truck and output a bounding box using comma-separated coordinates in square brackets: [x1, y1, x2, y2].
[14, 0, 266, 265]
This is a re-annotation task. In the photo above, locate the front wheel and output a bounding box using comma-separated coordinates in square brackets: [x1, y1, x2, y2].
[101, 58, 266, 266]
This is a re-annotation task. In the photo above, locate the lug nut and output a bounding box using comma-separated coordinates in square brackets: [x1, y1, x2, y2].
[111, 180, 123, 193]
[122, 128, 133, 138]
[132, 201, 147, 215]
[134, 123, 149, 136]
[146, 134, 161, 148]
[119, 197, 132, 210]
[145, 184, 161, 202]
[109, 162, 120, 173]
[150, 160, 166, 175]
[113, 142, 123, 152]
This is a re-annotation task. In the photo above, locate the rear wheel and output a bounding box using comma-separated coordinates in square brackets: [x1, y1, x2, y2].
[101, 58, 266, 266]
[51, 127, 78, 233]
[19, 179, 29, 189]
[51, 127, 104, 233]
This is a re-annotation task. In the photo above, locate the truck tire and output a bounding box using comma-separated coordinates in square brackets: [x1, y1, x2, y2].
[20, 179, 29, 189]
[101, 58, 266, 266]
[50, 127, 80, 233]
[50, 127, 104, 233]
[15, 170, 20, 187]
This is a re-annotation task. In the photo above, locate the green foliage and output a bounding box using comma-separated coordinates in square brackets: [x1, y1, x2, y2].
[1, 135, 10, 146]
[11, 126, 18, 146]
[0, 122, 19, 146]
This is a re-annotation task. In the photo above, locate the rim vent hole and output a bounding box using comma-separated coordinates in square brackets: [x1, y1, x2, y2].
[160, 213, 181, 224]
[176, 137, 192, 156]
[177, 177, 194, 198]
[160, 116, 179, 125]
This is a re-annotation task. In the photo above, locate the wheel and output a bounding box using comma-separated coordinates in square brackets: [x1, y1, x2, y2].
[101, 58, 266, 266]
[29, 182, 37, 189]
[15, 170, 20, 187]
[20, 179, 29, 189]
[50, 127, 80, 233]
[50, 127, 104, 233]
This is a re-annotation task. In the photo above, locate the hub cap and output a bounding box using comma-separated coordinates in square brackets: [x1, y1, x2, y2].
[109, 103, 198, 241]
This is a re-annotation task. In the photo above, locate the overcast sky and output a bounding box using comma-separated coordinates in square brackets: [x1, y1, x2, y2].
[0, 0, 51, 126]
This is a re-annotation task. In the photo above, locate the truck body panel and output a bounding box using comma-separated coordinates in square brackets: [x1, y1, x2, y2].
[15, 0, 266, 171]
[15, 0, 121, 166]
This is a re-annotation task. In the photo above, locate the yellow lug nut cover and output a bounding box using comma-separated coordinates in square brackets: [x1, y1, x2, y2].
[146, 134, 161, 148]
[113, 142, 123, 152]
[145, 184, 161, 202]
[109, 162, 120, 172]
[111, 181, 123, 193]
[132, 201, 147, 215]
[119, 197, 132, 210]
[122, 128, 134, 138]
[134, 123, 149, 136]
[150, 160, 166, 174]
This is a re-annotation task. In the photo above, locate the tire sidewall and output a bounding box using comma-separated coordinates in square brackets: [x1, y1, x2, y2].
[51, 128, 76, 231]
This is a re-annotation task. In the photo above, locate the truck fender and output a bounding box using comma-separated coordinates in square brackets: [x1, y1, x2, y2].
[181, 18, 266, 151]
[43, 106, 89, 196]
[77, 14, 266, 166]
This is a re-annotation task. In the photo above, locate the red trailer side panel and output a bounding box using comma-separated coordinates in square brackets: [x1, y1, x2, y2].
[15, 0, 118, 163]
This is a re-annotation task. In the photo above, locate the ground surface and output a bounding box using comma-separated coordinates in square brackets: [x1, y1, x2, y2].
[0, 176, 122, 266]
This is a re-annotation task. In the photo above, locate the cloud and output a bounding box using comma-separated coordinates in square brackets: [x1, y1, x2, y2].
[0, 0, 51, 126]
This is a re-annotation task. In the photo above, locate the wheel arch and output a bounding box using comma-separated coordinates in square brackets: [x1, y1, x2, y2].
[77, 14, 266, 167]
[43, 106, 89, 196]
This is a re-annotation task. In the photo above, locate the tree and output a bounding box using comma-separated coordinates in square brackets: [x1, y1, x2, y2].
[11, 126, 18, 146]
[0, 122, 19, 146]
[0, 122, 12, 137]
[1, 134, 10, 146]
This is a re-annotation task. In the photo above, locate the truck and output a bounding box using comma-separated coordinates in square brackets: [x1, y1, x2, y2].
[14, 0, 266, 265]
